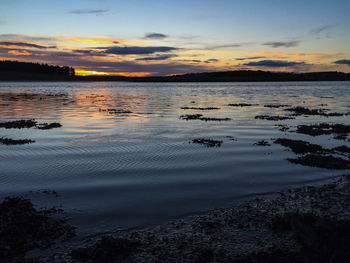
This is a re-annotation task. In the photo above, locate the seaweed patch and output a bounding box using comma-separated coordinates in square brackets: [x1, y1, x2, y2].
[191, 138, 223, 147]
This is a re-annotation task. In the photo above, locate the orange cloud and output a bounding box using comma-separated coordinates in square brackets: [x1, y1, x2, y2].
[55, 36, 148, 46]
[8, 50, 32, 56]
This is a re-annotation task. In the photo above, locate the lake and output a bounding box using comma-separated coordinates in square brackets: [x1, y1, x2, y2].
[0, 81, 349, 235]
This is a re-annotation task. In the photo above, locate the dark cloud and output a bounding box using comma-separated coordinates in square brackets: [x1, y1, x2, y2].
[310, 24, 335, 35]
[204, 59, 219, 63]
[136, 54, 177, 61]
[334, 59, 350, 66]
[0, 41, 55, 49]
[73, 49, 105, 56]
[207, 43, 242, 49]
[181, 59, 202, 63]
[144, 33, 168, 39]
[104, 46, 178, 55]
[262, 40, 299, 48]
[69, 9, 109, 15]
[244, 60, 305, 67]
[235, 56, 265, 61]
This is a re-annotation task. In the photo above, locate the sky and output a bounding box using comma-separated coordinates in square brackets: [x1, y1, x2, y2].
[0, 0, 349, 76]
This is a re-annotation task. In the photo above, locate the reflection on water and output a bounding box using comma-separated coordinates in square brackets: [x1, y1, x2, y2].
[0, 81, 349, 234]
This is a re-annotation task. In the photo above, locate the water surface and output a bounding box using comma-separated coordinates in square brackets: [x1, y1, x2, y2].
[0, 81, 349, 234]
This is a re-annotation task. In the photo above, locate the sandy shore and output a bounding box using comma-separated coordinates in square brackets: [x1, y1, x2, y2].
[2, 173, 346, 263]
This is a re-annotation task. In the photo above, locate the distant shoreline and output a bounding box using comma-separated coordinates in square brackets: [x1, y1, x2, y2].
[1, 62, 350, 82]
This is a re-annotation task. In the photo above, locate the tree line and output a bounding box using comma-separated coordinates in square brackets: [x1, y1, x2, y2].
[0, 60, 75, 76]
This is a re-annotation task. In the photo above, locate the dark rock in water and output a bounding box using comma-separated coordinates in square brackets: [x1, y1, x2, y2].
[264, 104, 291, 108]
[180, 114, 203, 120]
[192, 138, 223, 147]
[0, 137, 35, 145]
[277, 124, 290, 132]
[228, 103, 257, 107]
[333, 133, 348, 140]
[71, 236, 141, 263]
[333, 145, 350, 154]
[180, 114, 231, 122]
[181, 107, 220, 110]
[253, 140, 271, 146]
[274, 138, 327, 154]
[36, 122, 62, 130]
[284, 106, 345, 117]
[199, 117, 231, 122]
[284, 106, 326, 115]
[255, 115, 295, 121]
[296, 123, 350, 137]
[99, 108, 133, 114]
[0, 119, 37, 129]
[0, 197, 75, 260]
[287, 154, 350, 170]
[270, 213, 350, 263]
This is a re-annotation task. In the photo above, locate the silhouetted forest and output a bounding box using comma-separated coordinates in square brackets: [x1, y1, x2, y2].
[0, 60, 75, 80]
[1, 60, 350, 82]
[133, 70, 350, 82]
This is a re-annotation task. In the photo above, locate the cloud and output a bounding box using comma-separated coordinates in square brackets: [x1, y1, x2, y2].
[8, 50, 32, 56]
[0, 34, 55, 42]
[136, 54, 177, 61]
[70, 9, 109, 15]
[144, 33, 168, 39]
[334, 59, 350, 66]
[207, 43, 242, 50]
[235, 56, 265, 61]
[310, 24, 335, 35]
[243, 60, 305, 67]
[204, 59, 219, 63]
[262, 40, 299, 48]
[0, 41, 55, 49]
[104, 46, 178, 55]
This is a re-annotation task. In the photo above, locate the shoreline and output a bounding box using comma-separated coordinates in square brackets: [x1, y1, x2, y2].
[2, 173, 349, 263]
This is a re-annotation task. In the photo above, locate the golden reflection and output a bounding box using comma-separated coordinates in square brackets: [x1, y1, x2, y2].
[75, 70, 108, 76]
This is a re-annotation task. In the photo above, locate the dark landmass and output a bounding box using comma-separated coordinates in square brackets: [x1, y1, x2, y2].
[1, 60, 350, 82]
